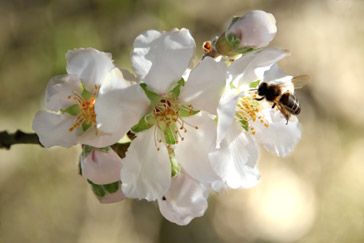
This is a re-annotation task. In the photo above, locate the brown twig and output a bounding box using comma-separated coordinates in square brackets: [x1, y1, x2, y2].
[0, 130, 43, 149]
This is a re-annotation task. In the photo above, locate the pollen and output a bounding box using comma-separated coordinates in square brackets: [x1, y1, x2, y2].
[236, 96, 269, 135]
[68, 84, 99, 134]
[151, 93, 198, 151]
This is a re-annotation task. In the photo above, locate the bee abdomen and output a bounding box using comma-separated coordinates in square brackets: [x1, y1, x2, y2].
[280, 93, 301, 115]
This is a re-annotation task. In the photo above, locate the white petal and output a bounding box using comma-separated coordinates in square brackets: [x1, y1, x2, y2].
[229, 48, 289, 88]
[131, 28, 195, 94]
[66, 48, 115, 90]
[78, 128, 125, 148]
[179, 57, 227, 115]
[209, 121, 260, 189]
[216, 88, 244, 148]
[45, 74, 82, 112]
[254, 109, 301, 157]
[32, 110, 78, 148]
[81, 149, 123, 185]
[99, 187, 127, 204]
[95, 84, 150, 135]
[158, 173, 209, 225]
[175, 112, 221, 183]
[120, 128, 171, 201]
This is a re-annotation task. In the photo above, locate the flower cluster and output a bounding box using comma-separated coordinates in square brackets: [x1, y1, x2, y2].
[32, 10, 305, 225]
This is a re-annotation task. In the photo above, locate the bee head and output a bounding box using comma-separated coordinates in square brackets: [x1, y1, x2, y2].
[257, 82, 268, 96]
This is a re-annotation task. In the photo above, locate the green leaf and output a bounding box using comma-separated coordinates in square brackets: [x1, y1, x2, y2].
[103, 181, 120, 193]
[168, 78, 185, 98]
[131, 113, 155, 133]
[164, 125, 177, 145]
[81, 82, 92, 100]
[140, 83, 160, 106]
[82, 121, 92, 132]
[178, 106, 200, 117]
[169, 151, 180, 177]
[249, 80, 261, 89]
[61, 104, 81, 116]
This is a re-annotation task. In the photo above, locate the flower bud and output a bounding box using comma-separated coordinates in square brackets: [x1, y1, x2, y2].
[80, 148, 123, 185]
[226, 10, 277, 49]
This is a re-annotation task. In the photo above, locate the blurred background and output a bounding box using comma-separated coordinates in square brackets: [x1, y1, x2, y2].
[0, 0, 364, 242]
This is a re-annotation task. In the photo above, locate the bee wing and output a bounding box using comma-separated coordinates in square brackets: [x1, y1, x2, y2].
[291, 75, 310, 89]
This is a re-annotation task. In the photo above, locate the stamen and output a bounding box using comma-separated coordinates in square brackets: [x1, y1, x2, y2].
[150, 94, 199, 150]
[235, 96, 269, 134]
[68, 85, 99, 133]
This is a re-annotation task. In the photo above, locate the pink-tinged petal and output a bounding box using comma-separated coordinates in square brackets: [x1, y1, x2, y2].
[99, 187, 127, 204]
[209, 122, 260, 189]
[229, 48, 289, 88]
[95, 84, 150, 136]
[216, 88, 244, 148]
[66, 48, 115, 90]
[131, 28, 195, 94]
[254, 109, 301, 157]
[158, 173, 209, 225]
[175, 112, 221, 183]
[32, 110, 77, 148]
[81, 149, 123, 185]
[227, 10, 277, 49]
[45, 74, 82, 112]
[179, 57, 227, 115]
[120, 128, 171, 201]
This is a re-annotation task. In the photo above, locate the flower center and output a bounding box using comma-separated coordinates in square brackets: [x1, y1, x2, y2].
[150, 94, 198, 151]
[235, 94, 269, 134]
[68, 84, 100, 133]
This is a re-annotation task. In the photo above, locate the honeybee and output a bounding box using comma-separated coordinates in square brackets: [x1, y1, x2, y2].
[255, 75, 310, 124]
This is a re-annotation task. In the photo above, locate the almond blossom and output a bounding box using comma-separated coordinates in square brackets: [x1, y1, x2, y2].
[210, 48, 301, 189]
[96, 28, 227, 201]
[32, 48, 128, 148]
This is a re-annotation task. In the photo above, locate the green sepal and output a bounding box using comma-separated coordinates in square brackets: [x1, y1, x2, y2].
[178, 106, 200, 117]
[103, 181, 120, 194]
[234, 46, 257, 55]
[81, 145, 94, 158]
[140, 83, 161, 107]
[168, 78, 185, 98]
[169, 151, 180, 177]
[81, 82, 92, 100]
[88, 179, 106, 198]
[81, 145, 111, 160]
[60, 104, 81, 116]
[227, 16, 241, 30]
[226, 33, 241, 50]
[82, 121, 92, 132]
[164, 124, 177, 145]
[131, 113, 155, 133]
[249, 80, 261, 89]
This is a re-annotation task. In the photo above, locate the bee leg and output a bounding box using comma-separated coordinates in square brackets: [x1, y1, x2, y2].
[278, 104, 290, 125]
[255, 97, 264, 101]
[272, 103, 276, 109]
